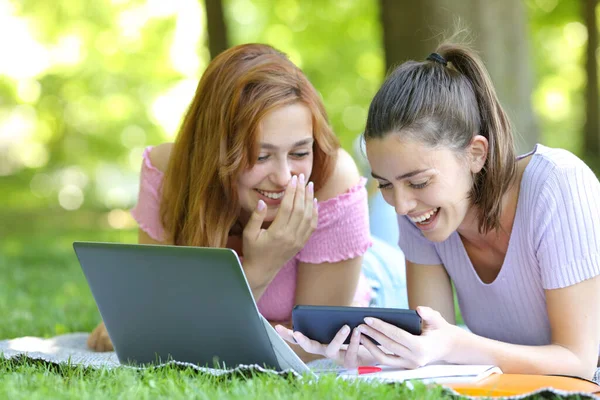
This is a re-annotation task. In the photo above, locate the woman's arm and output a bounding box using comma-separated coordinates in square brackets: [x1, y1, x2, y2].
[295, 259, 363, 307]
[281, 253, 363, 364]
[289, 258, 363, 362]
[295, 148, 364, 308]
[270, 148, 365, 363]
[445, 275, 600, 379]
[356, 254, 600, 379]
[357, 274, 600, 380]
[277, 149, 366, 362]
[407, 261, 455, 324]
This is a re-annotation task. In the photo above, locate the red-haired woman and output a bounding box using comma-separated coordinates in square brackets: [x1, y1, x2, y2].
[87, 43, 377, 361]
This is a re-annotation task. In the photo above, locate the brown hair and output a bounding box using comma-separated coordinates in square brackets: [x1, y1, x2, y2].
[160, 43, 339, 247]
[364, 42, 516, 233]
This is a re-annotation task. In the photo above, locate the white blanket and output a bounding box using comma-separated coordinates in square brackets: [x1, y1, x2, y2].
[0, 332, 301, 377]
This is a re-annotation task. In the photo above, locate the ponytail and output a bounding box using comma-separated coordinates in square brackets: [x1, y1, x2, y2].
[438, 44, 516, 233]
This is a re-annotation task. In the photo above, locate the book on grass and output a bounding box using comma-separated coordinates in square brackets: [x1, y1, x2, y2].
[337, 363, 502, 384]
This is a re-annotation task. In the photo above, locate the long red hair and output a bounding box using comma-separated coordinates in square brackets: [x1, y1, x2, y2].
[160, 43, 340, 247]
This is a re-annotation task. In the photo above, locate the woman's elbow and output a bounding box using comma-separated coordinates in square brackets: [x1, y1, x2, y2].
[570, 351, 598, 380]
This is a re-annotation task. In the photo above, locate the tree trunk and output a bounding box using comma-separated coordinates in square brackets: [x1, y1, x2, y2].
[379, 0, 440, 70]
[379, 0, 538, 153]
[205, 0, 229, 59]
[583, 0, 599, 158]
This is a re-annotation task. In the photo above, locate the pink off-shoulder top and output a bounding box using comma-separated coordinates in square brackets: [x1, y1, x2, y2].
[131, 146, 373, 322]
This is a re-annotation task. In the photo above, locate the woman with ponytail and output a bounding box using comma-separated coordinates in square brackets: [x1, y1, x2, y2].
[278, 42, 600, 382]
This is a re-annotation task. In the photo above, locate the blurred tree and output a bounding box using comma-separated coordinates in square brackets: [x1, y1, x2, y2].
[583, 0, 599, 158]
[379, 0, 538, 153]
[1, 0, 595, 231]
[526, 0, 585, 156]
[205, 0, 229, 59]
[0, 0, 207, 216]
[223, 0, 383, 152]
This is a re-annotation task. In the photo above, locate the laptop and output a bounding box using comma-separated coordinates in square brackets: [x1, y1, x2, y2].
[73, 241, 308, 371]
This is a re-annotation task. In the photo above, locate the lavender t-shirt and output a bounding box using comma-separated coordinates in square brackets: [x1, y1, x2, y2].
[399, 144, 600, 347]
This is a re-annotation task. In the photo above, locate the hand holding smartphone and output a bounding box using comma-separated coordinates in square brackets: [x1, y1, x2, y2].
[292, 305, 422, 345]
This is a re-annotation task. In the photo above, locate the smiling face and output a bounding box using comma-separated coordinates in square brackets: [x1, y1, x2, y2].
[366, 134, 481, 242]
[237, 102, 314, 223]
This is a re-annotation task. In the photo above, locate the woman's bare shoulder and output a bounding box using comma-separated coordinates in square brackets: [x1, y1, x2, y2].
[148, 143, 174, 173]
[315, 148, 361, 201]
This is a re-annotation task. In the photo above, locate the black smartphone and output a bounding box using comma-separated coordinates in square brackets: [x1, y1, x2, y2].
[292, 305, 422, 345]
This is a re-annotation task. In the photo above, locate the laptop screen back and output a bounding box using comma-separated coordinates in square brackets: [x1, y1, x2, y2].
[73, 242, 279, 369]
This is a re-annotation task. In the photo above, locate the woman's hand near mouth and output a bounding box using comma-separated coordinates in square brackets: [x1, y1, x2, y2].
[242, 173, 318, 299]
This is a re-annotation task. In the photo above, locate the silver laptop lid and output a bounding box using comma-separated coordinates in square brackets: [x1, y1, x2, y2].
[73, 242, 279, 369]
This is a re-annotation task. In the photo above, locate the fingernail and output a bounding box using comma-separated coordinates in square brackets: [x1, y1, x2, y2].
[357, 326, 366, 334]
[291, 175, 297, 187]
[364, 317, 374, 326]
[353, 329, 360, 338]
[307, 181, 314, 194]
[314, 198, 318, 209]
[257, 200, 266, 211]
[299, 173, 305, 185]
[341, 325, 350, 335]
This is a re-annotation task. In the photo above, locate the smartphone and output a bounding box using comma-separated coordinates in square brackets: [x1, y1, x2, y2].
[292, 305, 422, 345]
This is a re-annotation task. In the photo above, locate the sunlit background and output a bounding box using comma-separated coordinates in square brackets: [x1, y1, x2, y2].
[0, 0, 597, 241]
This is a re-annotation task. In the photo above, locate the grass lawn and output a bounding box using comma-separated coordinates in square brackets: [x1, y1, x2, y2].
[0, 210, 585, 399]
[0, 357, 451, 399]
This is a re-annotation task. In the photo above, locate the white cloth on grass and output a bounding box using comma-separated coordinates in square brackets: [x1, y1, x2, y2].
[0, 332, 300, 377]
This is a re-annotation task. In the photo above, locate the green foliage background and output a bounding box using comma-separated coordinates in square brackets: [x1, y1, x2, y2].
[0, 0, 596, 232]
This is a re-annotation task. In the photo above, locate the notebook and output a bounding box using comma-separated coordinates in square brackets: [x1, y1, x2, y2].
[337, 364, 502, 384]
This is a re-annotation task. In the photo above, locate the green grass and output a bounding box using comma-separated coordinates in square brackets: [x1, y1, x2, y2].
[0, 211, 136, 340]
[0, 357, 453, 400]
[0, 210, 590, 399]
